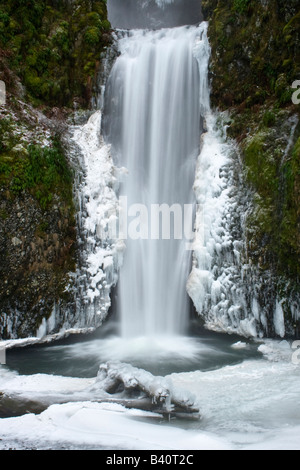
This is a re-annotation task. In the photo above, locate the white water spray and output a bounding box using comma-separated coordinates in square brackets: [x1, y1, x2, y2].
[73, 6, 267, 343]
[104, 24, 210, 339]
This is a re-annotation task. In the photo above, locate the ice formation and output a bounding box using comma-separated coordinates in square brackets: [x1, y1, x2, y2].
[71, 111, 125, 329]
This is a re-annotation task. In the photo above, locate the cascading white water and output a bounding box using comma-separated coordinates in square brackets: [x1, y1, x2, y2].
[103, 24, 210, 339]
[72, 0, 277, 343]
[73, 13, 263, 343]
[107, 0, 202, 30]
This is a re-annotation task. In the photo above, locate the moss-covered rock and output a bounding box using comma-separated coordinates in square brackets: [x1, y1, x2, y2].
[204, 0, 300, 336]
[0, 96, 77, 339]
[204, 0, 299, 110]
[0, 1, 112, 339]
[0, 0, 111, 108]
[0, 187, 76, 339]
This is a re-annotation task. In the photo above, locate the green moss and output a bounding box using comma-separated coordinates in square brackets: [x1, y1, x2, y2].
[262, 110, 276, 127]
[283, 11, 300, 36]
[0, 135, 73, 210]
[280, 137, 300, 268]
[292, 136, 300, 160]
[0, 0, 111, 108]
[35, 220, 50, 238]
[241, 116, 300, 279]
[275, 74, 293, 105]
[206, 0, 300, 285]
[85, 26, 101, 46]
[208, 0, 300, 110]
[244, 132, 278, 196]
[232, 0, 250, 14]
[0, 208, 8, 220]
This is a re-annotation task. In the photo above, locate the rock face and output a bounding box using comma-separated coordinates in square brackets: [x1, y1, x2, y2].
[0, 189, 76, 339]
[202, 0, 300, 337]
[0, 0, 112, 108]
[0, 97, 77, 339]
[1, 0, 299, 340]
[202, 0, 299, 110]
[0, 0, 111, 339]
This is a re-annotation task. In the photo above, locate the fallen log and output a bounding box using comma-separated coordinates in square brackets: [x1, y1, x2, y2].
[94, 361, 200, 419]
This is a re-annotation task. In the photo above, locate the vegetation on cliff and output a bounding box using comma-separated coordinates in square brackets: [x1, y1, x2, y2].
[0, 0, 111, 107]
[1, 0, 299, 338]
[203, 0, 300, 333]
[0, 0, 111, 338]
[202, 0, 299, 108]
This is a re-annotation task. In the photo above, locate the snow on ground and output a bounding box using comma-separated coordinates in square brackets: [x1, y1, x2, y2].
[0, 401, 232, 450]
[0, 339, 300, 450]
[0, 368, 93, 397]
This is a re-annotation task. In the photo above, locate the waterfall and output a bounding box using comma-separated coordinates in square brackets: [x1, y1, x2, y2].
[71, 11, 262, 342]
[101, 17, 270, 341]
[103, 24, 210, 339]
[68, 1, 299, 343]
[107, 0, 202, 30]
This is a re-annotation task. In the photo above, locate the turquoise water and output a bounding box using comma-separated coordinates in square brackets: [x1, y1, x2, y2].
[5, 319, 261, 379]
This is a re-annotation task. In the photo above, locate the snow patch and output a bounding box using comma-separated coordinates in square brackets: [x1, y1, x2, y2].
[1, 352, 300, 450]
[0, 401, 232, 450]
[258, 339, 292, 363]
